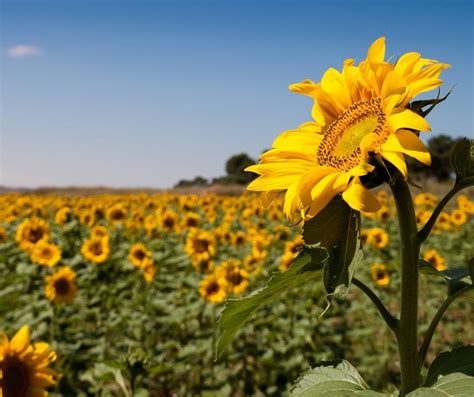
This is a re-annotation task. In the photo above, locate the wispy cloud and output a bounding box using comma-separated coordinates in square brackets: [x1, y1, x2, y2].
[7, 44, 42, 58]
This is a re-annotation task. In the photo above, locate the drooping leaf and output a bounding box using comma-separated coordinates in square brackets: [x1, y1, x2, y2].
[290, 360, 385, 396]
[418, 259, 472, 296]
[324, 211, 362, 298]
[304, 197, 362, 298]
[450, 138, 474, 188]
[425, 345, 474, 386]
[407, 373, 474, 396]
[408, 88, 452, 117]
[216, 248, 328, 359]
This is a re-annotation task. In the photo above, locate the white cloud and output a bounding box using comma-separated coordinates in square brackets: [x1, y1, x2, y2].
[7, 44, 42, 58]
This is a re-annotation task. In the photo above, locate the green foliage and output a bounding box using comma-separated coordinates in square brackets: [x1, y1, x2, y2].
[425, 346, 474, 386]
[216, 248, 327, 359]
[451, 138, 474, 188]
[290, 360, 383, 396]
[407, 373, 474, 396]
[303, 197, 362, 298]
[419, 259, 472, 296]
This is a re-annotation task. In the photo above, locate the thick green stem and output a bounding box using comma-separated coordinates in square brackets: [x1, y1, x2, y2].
[391, 176, 421, 395]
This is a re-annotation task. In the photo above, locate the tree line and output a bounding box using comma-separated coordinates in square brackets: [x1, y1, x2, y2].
[174, 135, 463, 188]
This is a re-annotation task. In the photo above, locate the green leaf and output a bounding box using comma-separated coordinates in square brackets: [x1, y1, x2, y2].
[407, 373, 474, 396]
[290, 360, 385, 396]
[425, 346, 474, 386]
[450, 138, 474, 188]
[303, 196, 352, 248]
[408, 88, 452, 117]
[216, 248, 328, 359]
[303, 197, 362, 298]
[324, 211, 362, 297]
[419, 259, 471, 296]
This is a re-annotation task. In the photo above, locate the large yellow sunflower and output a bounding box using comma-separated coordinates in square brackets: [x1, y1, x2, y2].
[246, 37, 450, 222]
[0, 326, 58, 397]
[30, 241, 62, 267]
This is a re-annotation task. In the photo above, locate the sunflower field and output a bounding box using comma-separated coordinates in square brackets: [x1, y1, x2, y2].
[0, 190, 473, 396]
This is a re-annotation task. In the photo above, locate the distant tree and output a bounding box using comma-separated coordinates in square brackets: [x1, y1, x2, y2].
[407, 134, 459, 182]
[225, 153, 257, 184]
[174, 176, 209, 188]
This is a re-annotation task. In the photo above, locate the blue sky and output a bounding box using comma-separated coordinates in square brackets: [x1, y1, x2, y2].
[1, 0, 473, 188]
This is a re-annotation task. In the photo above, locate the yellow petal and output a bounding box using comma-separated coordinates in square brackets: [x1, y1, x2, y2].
[305, 172, 350, 219]
[381, 151, 408, 178]
[342, 177, 381, 213]
[382, 130, 431, 165]
[367, 36, 386, 64]
[10, 325, 30, 353]
[388, 108, 431, 132]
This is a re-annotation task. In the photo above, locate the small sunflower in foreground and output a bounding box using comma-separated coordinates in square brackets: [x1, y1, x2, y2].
[370, 263, 390, 287]
[199, 274, 228, 304]
[0, 325, 58, 397]
[30, 240, 62, 267]
[45, 266, 77, 304]
[246, 37, 449, 222]
[423, 249, 446, 271]
[128, 242, 152, 268]
[81, 237, 110, 264]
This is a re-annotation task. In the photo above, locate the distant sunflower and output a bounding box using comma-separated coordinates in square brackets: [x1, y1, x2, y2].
[367, 227, 389, 249]
[54, 206, 72, 225]
[423, 249, 446, 271]
[91, 225, 109, 240]
[278, 252, 295, 272]
[128, 242, 152, 268]
[199, 274, 228, 304]
[107, 203, 128, 225]
[185, 230, 215, 265]
[0, 227, 7, 243]
[30, 240, 62, 267]
[217, 261, 249, 295]
[246, 37, 449, 222]
[370, 263, 390, 287]
[182, 212, 200, 229]
[44, 267, 77, 304]
[0, 325, 58, 396]
[141, 258, 156, 284]
[81, 237, 110, 264]
[450, 209, 467, 227]
[15, 217, 50, 252]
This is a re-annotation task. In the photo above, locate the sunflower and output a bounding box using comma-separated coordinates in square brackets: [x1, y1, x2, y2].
[423, 249, 446, 271]
[15, 217, 50, 252]
[81, 237, 110, 264]
[199, 274, 228, 304]
[185, 230, 215, 265]
[90, 225, 109, 240]
[244, 253, 264, 275]
[54, 206, 72, 225]
[30, 241, 62, 267]
[182, 212, 200, 229]
[44, 267, 77, 304]
[367, 227, 389, 249]
[0, 227, 7, 244]
[450, 209, 467, 227]
[128, 242, 152, 268]
[216, 261, 250, 295]
[246, 37, 449, 222]
[370, 263, 390, 287]
[0, 326, 58, 396]
[141, 258, 156, 284]
[107, 203, 128, 225]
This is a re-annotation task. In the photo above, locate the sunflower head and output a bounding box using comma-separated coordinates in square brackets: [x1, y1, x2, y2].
[81, 237, 110, 264]
[30, 240, 62, 267]
[246, 37, 450, 222]
[199, 274, 228, 304]
[370, 263, 390, 287]
[423, 249, 446, 271]
[44, 267, 77, 304]
[128, 242, 152, 268]
[15, 217, 50, 252]
[0, 326, 59, 396]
